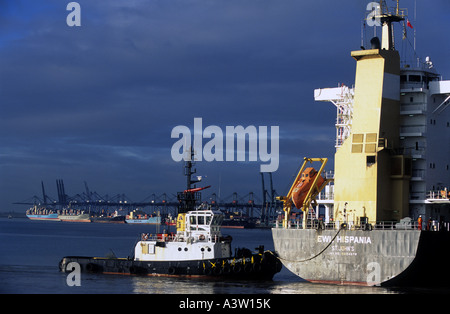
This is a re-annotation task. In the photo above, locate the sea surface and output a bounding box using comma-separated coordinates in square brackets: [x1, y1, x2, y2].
[0, 217, 436, 294]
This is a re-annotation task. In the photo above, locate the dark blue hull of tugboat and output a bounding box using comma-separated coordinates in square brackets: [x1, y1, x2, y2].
[59, 250, 282, 280]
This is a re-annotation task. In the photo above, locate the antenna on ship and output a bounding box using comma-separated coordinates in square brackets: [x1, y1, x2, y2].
[184, 146, 202, 191]
[413, 0, 417, 52]
[377, 0, 405, 51]
[362, 0, 407, 51]
[177, 146, 210, 214]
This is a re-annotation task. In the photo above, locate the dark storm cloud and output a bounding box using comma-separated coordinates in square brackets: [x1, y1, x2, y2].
[0, 0, 448, 210]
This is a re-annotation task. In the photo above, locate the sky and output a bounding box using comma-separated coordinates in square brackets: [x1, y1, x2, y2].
[1, 0, 449, 212]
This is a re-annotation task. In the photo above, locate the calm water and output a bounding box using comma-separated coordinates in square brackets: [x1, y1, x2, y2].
[0, 218, 412, 294]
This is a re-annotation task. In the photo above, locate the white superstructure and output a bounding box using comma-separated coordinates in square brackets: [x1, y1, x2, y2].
[399, 59, 450, 219]
[134, 209, 232, 262]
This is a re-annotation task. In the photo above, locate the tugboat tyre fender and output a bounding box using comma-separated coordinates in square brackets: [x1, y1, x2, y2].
[252, 263, 262, 272]
[232, 264, 242, 274]
[130, 265, 147, 274]
[168, 266, 176, 275]
[86, 263, 99, 273]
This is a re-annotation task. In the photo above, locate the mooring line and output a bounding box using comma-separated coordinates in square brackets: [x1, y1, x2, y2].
[271, 227, 342, 263]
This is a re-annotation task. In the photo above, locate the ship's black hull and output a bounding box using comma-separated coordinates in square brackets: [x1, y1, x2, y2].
[59, 250, 282, 280]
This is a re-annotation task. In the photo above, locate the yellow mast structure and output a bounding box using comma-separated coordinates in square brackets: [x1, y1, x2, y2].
[332, 0, 410, 225]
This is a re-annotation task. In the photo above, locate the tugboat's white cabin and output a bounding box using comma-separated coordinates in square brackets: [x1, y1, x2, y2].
[134, 209, 231, 262]
[179, 210, 223, 242]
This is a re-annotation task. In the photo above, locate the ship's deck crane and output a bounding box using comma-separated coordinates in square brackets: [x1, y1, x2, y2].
[276, 158, 332, 229]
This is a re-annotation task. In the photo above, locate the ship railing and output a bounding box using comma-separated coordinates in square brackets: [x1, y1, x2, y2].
[317, 192, 334, 201]
[277, 220, 422, 231]
[427, 189, 450, 200]
[400, 125, 426, 135]
[400, 82, 428, 91]
[400, 103, 426, 112]
[276, 219, 450, 231]
[373, 221, 417, 230]
[138, 232, 226, 243]
[139, 233, 177, 242]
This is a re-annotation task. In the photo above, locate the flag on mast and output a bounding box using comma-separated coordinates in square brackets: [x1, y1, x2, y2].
[407, 19, 413, 29]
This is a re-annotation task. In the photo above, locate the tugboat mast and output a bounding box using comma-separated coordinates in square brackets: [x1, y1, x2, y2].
[184, 146, 201, 191]
[177, 146, 210, 216]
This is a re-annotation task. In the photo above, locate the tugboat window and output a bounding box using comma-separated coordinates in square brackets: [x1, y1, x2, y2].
[198, 215, 205, 225]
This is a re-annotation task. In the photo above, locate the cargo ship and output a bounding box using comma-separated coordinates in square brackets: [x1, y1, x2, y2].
[272, 1, 450, 287]
[222, 216, 256, 229]
[26, 206, 60, 221]
[125, 211, 161, 224]
[60, 150, 282, 280]
[90, 211, 126, 223]
[58, 209, 90, 222]
[26, 206, 91, 222]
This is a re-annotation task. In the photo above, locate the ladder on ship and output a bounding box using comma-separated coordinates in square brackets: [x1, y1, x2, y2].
[304, 205, 322, 229]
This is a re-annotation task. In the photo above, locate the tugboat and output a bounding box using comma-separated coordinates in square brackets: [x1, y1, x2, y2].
[59, 150, 282, 280]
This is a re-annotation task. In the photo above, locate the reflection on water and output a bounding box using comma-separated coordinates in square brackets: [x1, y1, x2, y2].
[131, 275, 396, 294]
[2, 219, 440, 294]
[268, 281, 394, 294]
[132, 277, 216, 294]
